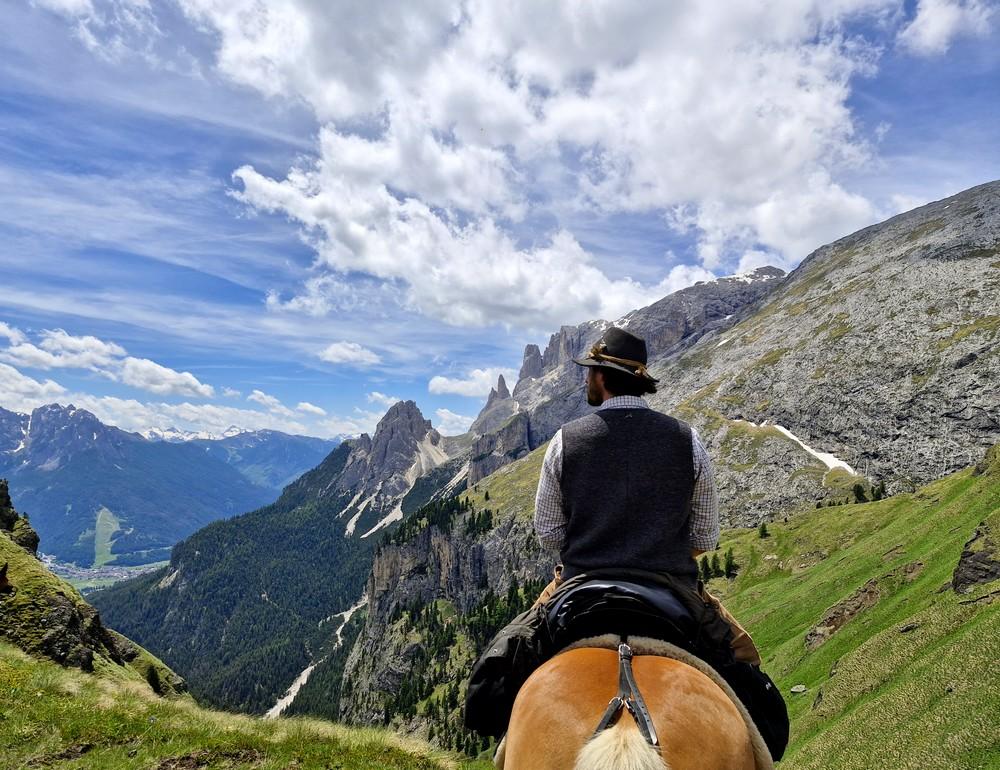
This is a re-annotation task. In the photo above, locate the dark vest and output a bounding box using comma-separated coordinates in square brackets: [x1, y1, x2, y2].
[559, 408, 697, 585]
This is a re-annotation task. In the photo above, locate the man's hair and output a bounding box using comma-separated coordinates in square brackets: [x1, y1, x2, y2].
[599, 366, 657, 397]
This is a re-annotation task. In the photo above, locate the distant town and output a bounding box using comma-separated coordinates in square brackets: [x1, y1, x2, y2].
[40, 554, 166, 593]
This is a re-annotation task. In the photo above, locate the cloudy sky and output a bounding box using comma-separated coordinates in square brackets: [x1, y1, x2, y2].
[1, 0, 997, 438]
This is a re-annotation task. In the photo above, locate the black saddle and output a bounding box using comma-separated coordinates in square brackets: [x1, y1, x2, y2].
[545, 577, 701, 654]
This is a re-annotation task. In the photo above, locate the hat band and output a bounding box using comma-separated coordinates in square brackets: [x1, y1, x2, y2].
[588, 343, 654, 380]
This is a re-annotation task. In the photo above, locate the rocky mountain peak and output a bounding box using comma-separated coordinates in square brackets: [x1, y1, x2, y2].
[518, 344, 544, 381]
[373, 400, 432, 446]
[0, 407, 29, 455]
[22, 403, 135, 471]
[310, 399, 452, 536]
[484, 374, 512, 412]
[541, 321, 607, 371]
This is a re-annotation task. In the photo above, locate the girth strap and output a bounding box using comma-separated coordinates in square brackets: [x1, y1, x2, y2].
[592, 642, 660, 747]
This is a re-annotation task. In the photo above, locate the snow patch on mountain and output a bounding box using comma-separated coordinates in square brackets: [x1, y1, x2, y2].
[736, 418, 858, 479]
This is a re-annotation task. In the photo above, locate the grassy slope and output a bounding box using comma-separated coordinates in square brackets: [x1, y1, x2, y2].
[0, 532, 179, 697]
[93, 506, 121, 567]
[0, 642, 477, 770]
[466, 442, 1000, 770]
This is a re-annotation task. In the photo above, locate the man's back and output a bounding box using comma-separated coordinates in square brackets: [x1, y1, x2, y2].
[559, 407, 697, 583]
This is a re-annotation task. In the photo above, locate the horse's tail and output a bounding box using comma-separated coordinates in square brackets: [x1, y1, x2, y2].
[573, 721, 670, 770]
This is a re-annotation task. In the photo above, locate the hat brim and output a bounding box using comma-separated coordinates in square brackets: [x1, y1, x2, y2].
[572, 356, 659, 383]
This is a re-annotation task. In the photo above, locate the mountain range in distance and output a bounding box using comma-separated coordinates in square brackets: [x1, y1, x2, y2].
[0, 403, 339, 568]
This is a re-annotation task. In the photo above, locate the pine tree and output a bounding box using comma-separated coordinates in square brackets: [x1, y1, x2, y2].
[710, 552, 722, 578]
[758, 521, 769, 538]
[699, 555, 712, 582]
[724, 548, 737, 578]
[852, 483, 868, 503]
[484, 489, 490, 501]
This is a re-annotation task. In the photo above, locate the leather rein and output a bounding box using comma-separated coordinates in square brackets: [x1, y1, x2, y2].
[592, 641, 660, 748]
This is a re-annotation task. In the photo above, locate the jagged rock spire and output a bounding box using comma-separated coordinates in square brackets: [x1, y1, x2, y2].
[519, 344, 543, 380]
[0, 479, 15, 531]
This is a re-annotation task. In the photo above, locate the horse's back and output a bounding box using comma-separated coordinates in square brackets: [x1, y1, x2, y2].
[504, 647, 755, 770]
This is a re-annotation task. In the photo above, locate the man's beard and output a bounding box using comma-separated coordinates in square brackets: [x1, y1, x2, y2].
[586, 375, 602, 406]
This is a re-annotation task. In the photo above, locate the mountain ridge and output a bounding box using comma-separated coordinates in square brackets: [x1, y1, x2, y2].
[0, 403, 336, 566]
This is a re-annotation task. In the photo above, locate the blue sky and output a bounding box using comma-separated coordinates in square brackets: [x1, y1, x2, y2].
[0, 0, 997, 438]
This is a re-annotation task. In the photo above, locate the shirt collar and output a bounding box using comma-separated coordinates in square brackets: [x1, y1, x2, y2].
[597, 395, 649, 411]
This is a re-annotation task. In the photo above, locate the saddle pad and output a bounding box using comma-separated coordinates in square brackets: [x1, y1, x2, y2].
[559, 634, 775, 770]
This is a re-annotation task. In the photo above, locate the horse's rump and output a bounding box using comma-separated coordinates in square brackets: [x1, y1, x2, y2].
[502, 636, 771, 770]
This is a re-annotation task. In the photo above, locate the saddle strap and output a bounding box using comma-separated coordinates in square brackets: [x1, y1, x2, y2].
[591, 642, 660, 748]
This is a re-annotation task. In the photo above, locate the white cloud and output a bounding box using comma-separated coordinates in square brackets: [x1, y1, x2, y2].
[366, 391, 401, 407]
[68, 394, 314, 437]
[428, 367, 519, 397]
[0, 363, 67, 411]
[247, 388, 294, 416]
[119, 356, 215, 398]
[296, 401, 326, 416]
[651, 264, 720, 296]
[434, 407, 474, 436]
[31, 0, 96, 18]
[0, 328, 126, 371]
[0, 328, 218, 400]
[222, 386, 241, 398]
[0, 322, 26, 346]
[318, 341, 381, 366]
[32, 0, 162, 63]
[737, 249, 791, 275]
[898, 0, 995, 55]
[185, 0, 900, 328]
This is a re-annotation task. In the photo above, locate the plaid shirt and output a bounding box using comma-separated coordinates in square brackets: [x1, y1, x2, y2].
[533, 395, 720, 552]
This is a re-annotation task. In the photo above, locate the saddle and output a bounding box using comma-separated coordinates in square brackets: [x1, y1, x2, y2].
[545, 577, 708, 656]
[465, 569, 734, 739]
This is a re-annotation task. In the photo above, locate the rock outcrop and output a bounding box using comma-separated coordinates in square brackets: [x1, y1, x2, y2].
[952, 522, 1000, 593]
[469, 375, 519, 437]
[517, 344, 544, 382]
[469, 412, 531, 485]
[339, 502, 550, 726]
[0, 478, 38, 555]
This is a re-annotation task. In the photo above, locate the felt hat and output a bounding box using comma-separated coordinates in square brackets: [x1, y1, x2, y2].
[573, 326, 659, 383]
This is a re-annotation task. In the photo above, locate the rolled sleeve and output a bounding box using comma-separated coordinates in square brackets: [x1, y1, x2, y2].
[689, 429, 720, 550]
[533, 431, 567, 551]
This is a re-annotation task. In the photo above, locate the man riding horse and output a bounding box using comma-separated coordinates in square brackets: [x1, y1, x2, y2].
[465, 327, 788, 765]
[530, 326, 759, 666]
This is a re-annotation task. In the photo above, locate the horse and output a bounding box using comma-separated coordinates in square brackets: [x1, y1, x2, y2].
[499, 637, 767, 770]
